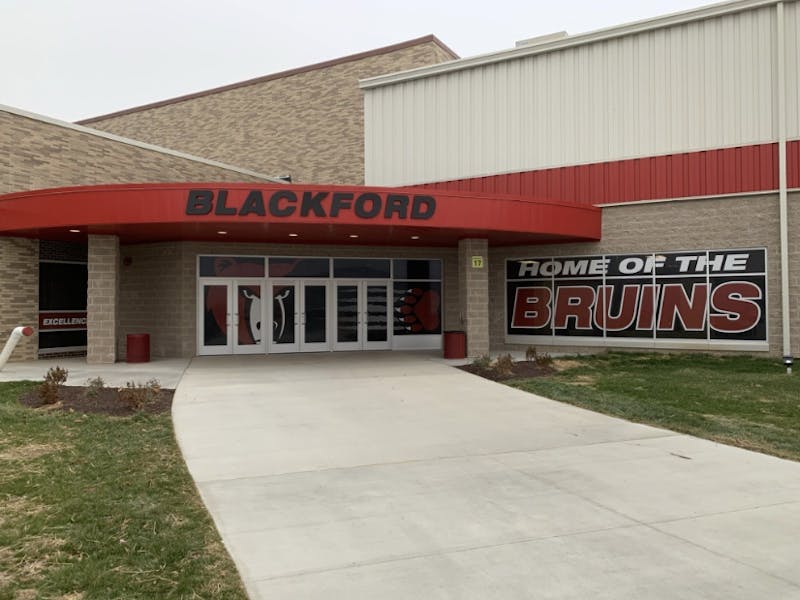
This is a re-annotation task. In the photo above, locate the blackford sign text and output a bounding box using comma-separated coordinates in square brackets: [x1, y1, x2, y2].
[186, 189, 436, 220]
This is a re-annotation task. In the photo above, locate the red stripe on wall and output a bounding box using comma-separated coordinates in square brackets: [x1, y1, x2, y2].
[789, 140, 800, 189]
[420, 143, 793, 206]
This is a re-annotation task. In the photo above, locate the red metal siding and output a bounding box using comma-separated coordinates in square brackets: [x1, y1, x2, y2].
[789, 140, 800, 189]
[422, 143, 785, 205]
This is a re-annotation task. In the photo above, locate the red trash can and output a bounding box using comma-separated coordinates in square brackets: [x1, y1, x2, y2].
[443, 331, 467, 359]
[126, 333, 151, 363]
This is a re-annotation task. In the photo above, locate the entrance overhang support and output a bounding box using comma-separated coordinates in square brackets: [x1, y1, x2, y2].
[458, 239, 490, 357]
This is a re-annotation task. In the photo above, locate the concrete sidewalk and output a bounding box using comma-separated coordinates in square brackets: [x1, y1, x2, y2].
[173, 352, 800, 599]
[0, 356, 189, 388]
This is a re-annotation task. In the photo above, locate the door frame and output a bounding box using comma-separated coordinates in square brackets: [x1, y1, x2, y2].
[198, 279, 233, 355]
[268, 279, 332, 353]
[333, 280, 392, 351]
[362, 280, 392, 351]
[232, 278, 266, 354]
[299, 280, 332, 352]
[198, 278, 266, 355]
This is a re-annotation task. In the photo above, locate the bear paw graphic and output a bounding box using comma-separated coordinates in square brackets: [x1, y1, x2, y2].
[395, 288, 440, 332]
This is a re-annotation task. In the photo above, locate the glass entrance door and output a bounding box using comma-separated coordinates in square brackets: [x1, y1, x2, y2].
[199, 279, 264, 355]
[199, 280, 232, 355]
[333, 281, 391, 351]
[233, 280, 265, 354]
[301, 282, 330, 352]
[364, 282, 390, 350]
[269, 280, 330, 353]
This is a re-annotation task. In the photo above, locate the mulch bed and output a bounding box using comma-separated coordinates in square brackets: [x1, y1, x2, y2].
[459, 360, 555, 382]
[19, 385, 174, 416]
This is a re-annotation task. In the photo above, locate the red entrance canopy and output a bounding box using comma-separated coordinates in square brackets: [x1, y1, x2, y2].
[0, 183, 601, 246]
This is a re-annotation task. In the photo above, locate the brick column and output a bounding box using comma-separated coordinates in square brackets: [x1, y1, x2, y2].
[87, 235, 119, 364]
[458, 238, 490, 357]
[0, 238, 39, 361]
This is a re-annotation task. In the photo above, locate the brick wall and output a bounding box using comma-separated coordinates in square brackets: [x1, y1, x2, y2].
[458, 239, 489, 356]
[117, 242, 458, 358]
[490, 193, 798, 358]
[82, 39, 456, 186]
[87, 235, 119, 364]
[788, 193, 800, 358]
[0, 238, 38, 361]
[116, 243, 188, 359]
[0, 110, 273, 195]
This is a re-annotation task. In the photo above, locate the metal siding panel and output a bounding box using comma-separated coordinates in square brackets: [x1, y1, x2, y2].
[418, 141, 782, 204]
[788, 140, 800, 187]
[607, 161, 620, 202]
[740, 145, 754, 191]
[765, 143, 779, 190]
[729, 147, 741, 192]
[365, 6, 781, 187]
[653, 155, 667, 198]
[757, 7, 777, 140]
[786, 2, 800, 139]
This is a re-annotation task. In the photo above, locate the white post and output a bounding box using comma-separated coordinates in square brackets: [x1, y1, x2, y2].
[0, 326, 34, 371]
[776, 2, 792, 374]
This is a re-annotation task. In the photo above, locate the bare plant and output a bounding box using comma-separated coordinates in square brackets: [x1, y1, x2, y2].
[118, 379, 162, 411]
[38, 366, 68, 405]
[493, 354, 515, 378]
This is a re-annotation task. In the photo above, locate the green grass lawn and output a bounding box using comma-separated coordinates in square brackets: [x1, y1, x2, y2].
[0, 381, 247, 600]
[509, 352, 800, 462]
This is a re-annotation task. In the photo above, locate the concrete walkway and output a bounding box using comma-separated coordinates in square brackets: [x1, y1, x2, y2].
[173, 352, 800, 599]
[0, 356, 189, 388]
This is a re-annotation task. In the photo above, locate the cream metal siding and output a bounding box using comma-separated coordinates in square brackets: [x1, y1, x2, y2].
[786, 1, 800, 140]
[365, 3, 793, 186]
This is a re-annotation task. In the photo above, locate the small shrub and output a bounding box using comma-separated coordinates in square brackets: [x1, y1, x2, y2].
[493, 353, 515, 378]
[471, 354, 492, 370]
[85, 376, 106, 399]
[525, 346, 538, 362]
[38, 366, 68, 405]
[525, 346, 554, 368]
[535, 351, 554, 368]
[145, 378, 161, 395]
[118, 378, 161, 411]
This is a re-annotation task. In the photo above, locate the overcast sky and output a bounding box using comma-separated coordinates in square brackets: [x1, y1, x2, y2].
[1, 0, 718, 122]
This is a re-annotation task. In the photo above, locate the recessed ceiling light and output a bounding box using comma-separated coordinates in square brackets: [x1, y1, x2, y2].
[288, 233, 299, 237]
[69, 229, 80, 233]
[349, 234, 359, 238]
[217, 231, 227, 235]
[410, 235, 420, 240]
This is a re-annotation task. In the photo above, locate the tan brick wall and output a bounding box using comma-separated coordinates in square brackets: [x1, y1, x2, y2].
[83, 40, 455, 186]
[87, 235, 119, 364]
[118, 242, 458, 358]
[116, 243, 187, 359]
[0, 238, 38, 361]
[458, 239, 489, 356]
[788, 192, 800, 359]
[0, 110, 272, 195]
[489, 193, 798, 358]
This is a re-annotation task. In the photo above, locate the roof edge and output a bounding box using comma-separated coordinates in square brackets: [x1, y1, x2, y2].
[0, 104, 283, 183]
[361, 0, 782, 89]
[77, 35, 458, 124]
